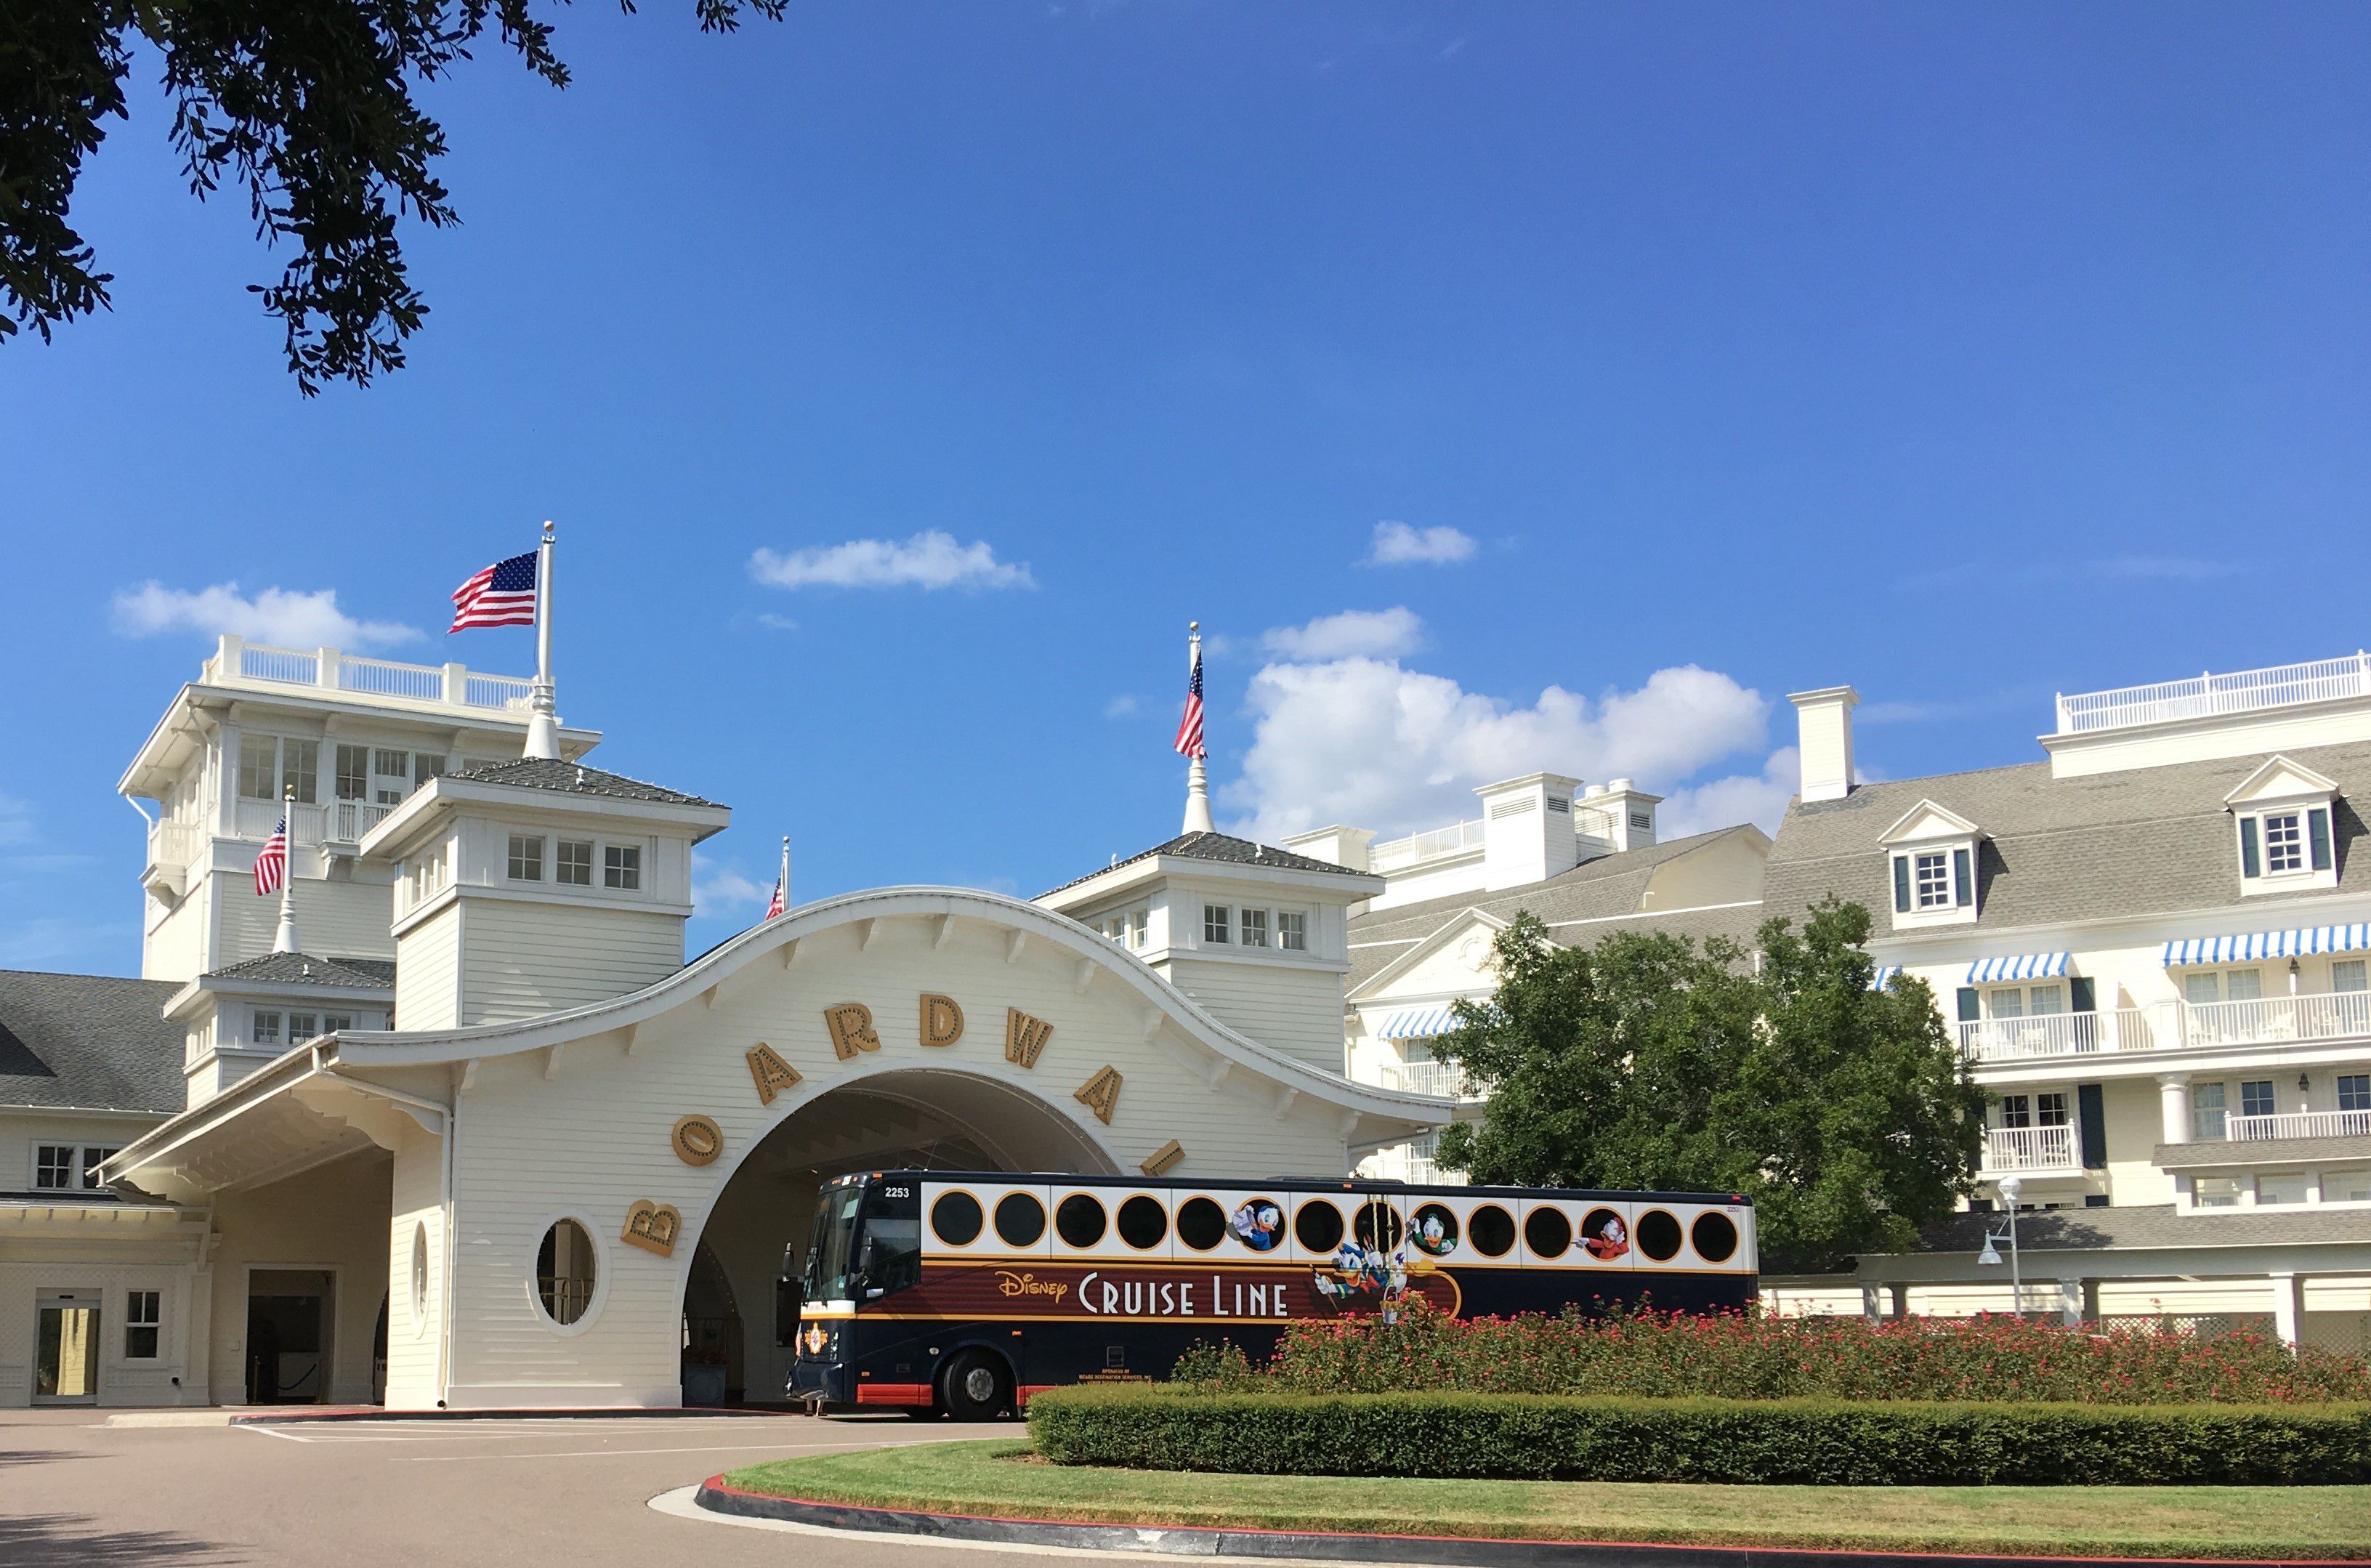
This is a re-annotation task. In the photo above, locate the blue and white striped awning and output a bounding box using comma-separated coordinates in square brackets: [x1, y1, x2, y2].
[1370, 1003, 1461, 1040]
[2162, 926, 2371, 966]
[1966, 952, 2070, 984]
[1870, 966, 1901, 991]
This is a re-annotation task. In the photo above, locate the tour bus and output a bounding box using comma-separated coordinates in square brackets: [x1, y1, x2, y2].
[785, 1169, 1757, 1418]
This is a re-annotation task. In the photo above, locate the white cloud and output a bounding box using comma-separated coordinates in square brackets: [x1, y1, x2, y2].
[756, 613, 799, 632]
[1364, 520, 1476, 567]
[112, 581, 422, 650]
[749, 531, 1035, 591]
[691, 852, 770, 918]
[1102, 695, 1140, 719]
[1660, 748, 1800, 838]
[1261, 607, 1423, 661]
[1221, 657, 1769, 841]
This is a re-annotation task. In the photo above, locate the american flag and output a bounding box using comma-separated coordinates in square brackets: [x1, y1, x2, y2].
[1173, 639, 1206, 760]
[254, 817, 288, 897]
[450, 550, 539, 631]
[766, 867, 787, 921]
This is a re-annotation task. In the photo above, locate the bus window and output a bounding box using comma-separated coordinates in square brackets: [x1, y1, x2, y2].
[1054, 1193, 1106, 1248]
[994, 1192, 1047, 1248]
[1227, 1197, 1285, 1252]
[1523, 1204, 1572, 1259]
[1635, 1208, 1683, 1263]
[1115, 1194, 1168, 1250]
[1293, 1199, 1344, 1255]
[1692, 1211, 1740, 1264]
[1579, 1206, 1633, 1264]
[930, 1189, 984, 1247]
[1467, 1203, 1516, 1258]
[1407, 1202, 1459, 1258]
[1175, 1197, 1226, 1250]
[1352, 1199, 1403, 1253]
[861, 1192, 923, 1294]
[804, 1184, 864, 1302]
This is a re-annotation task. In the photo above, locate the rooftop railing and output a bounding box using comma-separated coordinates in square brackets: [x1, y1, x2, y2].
[2056, 651, 2371, 735]
[201, 634, 534, 716]
[1370, 818, 1486, 871]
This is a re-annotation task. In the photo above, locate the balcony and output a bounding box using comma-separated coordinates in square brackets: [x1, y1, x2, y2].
[1369, 819, 1485, 873]
[1377, 1061, 1479, 1100]
[1958, 990, 2371, 1065]
[1981, 1124, 2082, 1175]
[142, 819, 202, 896]
[2230, 1109, 2371, 1141]
[2055, 651, 2371, 735]
[229, 796, 403, 848]
[202, 634, 534, 719]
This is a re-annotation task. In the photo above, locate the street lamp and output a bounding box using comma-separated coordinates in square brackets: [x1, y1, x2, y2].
[1975, 1173, 2024, 1317]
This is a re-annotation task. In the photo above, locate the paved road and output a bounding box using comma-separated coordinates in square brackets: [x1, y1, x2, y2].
[0, 1408, 1038, 1567]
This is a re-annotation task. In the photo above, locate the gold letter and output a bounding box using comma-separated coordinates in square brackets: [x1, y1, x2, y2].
[746, 1043, 801, 1105]
[1140, 1139, 1184, 1177]
[1005, 1008, 1054, 1068]
[1074, 1064, 1123, 1125]
[825, 1002, 882, 1060]
[671, 1114, 724, 1166]
[622, 1200, 683, 1257]
[920, 993, 965, 1048]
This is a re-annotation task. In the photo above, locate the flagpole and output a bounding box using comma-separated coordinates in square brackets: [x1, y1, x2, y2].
[272, 785, 300, 954]
[524, 520, 562, 761]
[779, 836, 792, 913]
[1182, 621, 1214, 835]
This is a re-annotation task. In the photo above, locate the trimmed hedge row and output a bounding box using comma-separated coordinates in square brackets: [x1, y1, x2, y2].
[1025, 1388, 2371, 1485]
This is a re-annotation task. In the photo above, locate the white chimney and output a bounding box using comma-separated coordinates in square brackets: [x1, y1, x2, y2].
[1594, 777, 1662, 852]
[1788, 687, 1859, 804]
[1279, 825, 1374, 873]
[1475, 773, 1582, 890]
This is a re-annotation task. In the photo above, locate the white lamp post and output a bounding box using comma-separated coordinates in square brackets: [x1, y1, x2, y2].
[1975, 1173, 2024, 1317]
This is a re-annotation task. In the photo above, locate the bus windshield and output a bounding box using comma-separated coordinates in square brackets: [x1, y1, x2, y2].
[803, 1184, 864, 1302]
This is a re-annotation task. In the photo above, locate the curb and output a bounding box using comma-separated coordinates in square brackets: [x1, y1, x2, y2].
[689, 1479, 2361, 1568]
[225, 1405, 801, 1425]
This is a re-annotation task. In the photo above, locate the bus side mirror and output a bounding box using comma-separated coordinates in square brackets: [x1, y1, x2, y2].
[775, 1275, 802, 1348]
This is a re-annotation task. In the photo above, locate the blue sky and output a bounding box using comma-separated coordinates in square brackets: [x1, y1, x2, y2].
[7, 4, 2371, 974]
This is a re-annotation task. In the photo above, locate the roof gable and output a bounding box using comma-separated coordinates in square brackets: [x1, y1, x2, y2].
[2223, 755, 2341, 809]
[1349, 910, 1510, 1001]
[1877, 799, 1984, 846]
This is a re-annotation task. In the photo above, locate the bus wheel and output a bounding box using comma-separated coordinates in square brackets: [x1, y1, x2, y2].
[939, 1350, 1011, 1421]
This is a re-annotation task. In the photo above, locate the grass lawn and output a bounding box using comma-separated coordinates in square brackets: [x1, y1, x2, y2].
[720, 1439, 2371, 1559]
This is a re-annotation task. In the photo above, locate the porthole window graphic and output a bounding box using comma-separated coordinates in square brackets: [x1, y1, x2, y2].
[1293, 1199, 1344, 1255]
[1581, 1207, 1631, 1261]
[1408, 1203, 1459, 1258]
[1523, 1205, 1572, 1259]
[1176, 1197, 1227, 1251]
[931, 1190, 985, 1248]
[1466, 1203, 1516, 1258]
[1229, 1197, 1287, 1253]
[994, 1192, 1046, 1248]
[536, 1219, 596, 1327]
[1352, 1200, 1405, 1253]
[1116, 1194, 1169, 1250]
[1636, 1208, 1684, 1263]
[1055, 1194, 1107, 1248]
[1692, 1211, 1740, 1264]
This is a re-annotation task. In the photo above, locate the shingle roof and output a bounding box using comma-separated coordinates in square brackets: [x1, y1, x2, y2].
[446, 758, 721, 808]
[201, 953, 395, 990]
[1348, 827, 1754, 947]
[1905, 1202, 2371, 1254]
[1349, 899, 1767, 991]
[1761, 738, 2371, 932]
[0, 970, 185, 1114]
[1041, 831, 1373, 899]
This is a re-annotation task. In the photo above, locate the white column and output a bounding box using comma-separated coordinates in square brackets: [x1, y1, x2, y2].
[2271, 1272, 2307, 1349]
[1860, 1285, 1883, 1323]
[2157, 1072, 2192, 1144]
[2053, 1279, 2086, 1326]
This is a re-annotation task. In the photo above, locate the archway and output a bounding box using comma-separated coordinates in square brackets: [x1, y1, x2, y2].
[684, 1067, 1120, 1407]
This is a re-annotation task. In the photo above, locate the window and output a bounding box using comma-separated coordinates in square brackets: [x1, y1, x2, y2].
[2241, 1080, 2276, 1120]
[81, 1148, 120, 1188]
[2258, 1173, 2309, 1206]
[2340, 1075, 2371, 1113]
[286, 1013, 318, 1043]
[252, 1010, 281, 1046]
[1203, 905, 1231, 944]
[1278, 911, 1306, 951]
[1240, 908, 1268, 947]
[2185, 972, 2221, 1006]
[335, 744, 369, 801]
[2329, 1170, 2371, 1203]
[2264, 812, 2304, 873]
[1999, 1094, 2031, 1130]
[34, 1144, 76, 1189]
[238, 735, 279, 799]
[2193, 1083, 2227, 1141]
[2338, 960, 2369, 994]
[413, 753, 445, 788]
[2238, 804, 2335, 885]
[2194, 1176, 2243, 1207]
[557, 840, 594, 887]
[2028, 985, 2064, 1016]
[280, 739, 318, 805]
[603, 844, 641, 890]
[322, 1014, 354, 1035]
[536, 1219, 597, 1327]
[2035, 1092, 2069, 1128]
[507, 834, 544, 881]
[1126, 909, 1147, 950]
[1913, 852, 1952, 909]
[1989, 988, 2024, 1020]
[2227, 969, 2263, 1002]
[124, 1290, 161, 1359]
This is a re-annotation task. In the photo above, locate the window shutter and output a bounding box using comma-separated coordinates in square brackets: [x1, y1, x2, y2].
[1952, 847, 1973, 908]
[2239, 816, 2261, 878]
[1892, 856, 1910, 913]
[2077, 1083, 2107, 1168]
[2069, 976, 2096, 1014]
[1956, 986, 1981, 1023]
[2309, 807, 2333, 871]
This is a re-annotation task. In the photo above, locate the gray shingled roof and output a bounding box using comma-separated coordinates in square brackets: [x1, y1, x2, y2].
[1761, 738, 2371, 933]
[201, 953, 395, 990]
[0, 970, 184, 1113]
[447, 758, 722, 808]
[1349, 900, 1768, 992]
[1041, 831, 1372, 899]
[1907, 1202, 2371, 1254]
[1348, 827, 1753, 947]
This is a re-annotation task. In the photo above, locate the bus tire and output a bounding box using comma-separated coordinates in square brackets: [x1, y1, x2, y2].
[939, 1349, 1011, 1421]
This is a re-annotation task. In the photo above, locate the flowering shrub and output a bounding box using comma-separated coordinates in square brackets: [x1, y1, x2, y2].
[1173, 1299, 2371, 1405]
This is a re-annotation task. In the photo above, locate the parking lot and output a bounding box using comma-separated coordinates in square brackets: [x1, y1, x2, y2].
[0, 1408, 1024, 1567]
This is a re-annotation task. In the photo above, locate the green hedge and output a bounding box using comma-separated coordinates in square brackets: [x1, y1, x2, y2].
[1025, 1388, 2371, 1485]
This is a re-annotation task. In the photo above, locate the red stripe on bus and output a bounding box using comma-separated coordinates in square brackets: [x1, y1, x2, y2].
[854, 1383, 932, 1405]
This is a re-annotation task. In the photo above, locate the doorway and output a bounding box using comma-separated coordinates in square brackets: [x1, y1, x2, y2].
[34, 1293, 100, 1405]
[246, 1269, 335, 1405]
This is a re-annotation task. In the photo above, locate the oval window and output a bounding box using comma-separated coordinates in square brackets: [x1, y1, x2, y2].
[1175, 1196, 1227, 1250]
[1116, 1194, 1168, 1250]
[994, 1192, 1046, 1248]
[1352, 1199, 1404, 1253]
[1636, 1208, 1684, 1262]
[1466, 1203, 1516, 1258]
[931, 1190, 984, 1247]
[1580, 1207, 1631, 1261]
[1692, 1211, 1740, 1264]
[536, 1219, 596, 1327]
[1409, 1202, 1460, 1258]
[1293, 1199, 1345, 1254]
[1055, 1193, 1107, 1248]
[1229, 1197, 1286, 1252]
[1523, 1205, 1572, 1258]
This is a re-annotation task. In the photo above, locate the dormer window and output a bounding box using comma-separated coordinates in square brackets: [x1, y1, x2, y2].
[2225, 756, 2341, 896]
[1877, 800, 1983, 930]
[1907, 849, 1966, 910]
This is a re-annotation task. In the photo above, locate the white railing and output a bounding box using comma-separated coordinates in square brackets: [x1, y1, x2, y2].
[1370, 818, 1487, 871]
[203, 634, 534, 715]
[2229, 1109, 2371, 1142]
[1982, 1125, 2081, 1172]
[1958, 1009, 2153, 1062]
[1378, 1061, 1477, 1100]
[145, 818, 201, 873]
[2181, 991, 2371, 1049]
[2056, 651, 2371, 735]
[229, 796, 403, 846]
[1960, 992, 2371, 1064]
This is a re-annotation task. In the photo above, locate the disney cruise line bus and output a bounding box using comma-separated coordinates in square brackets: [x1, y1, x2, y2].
[786, 1169, 1757, 1418]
